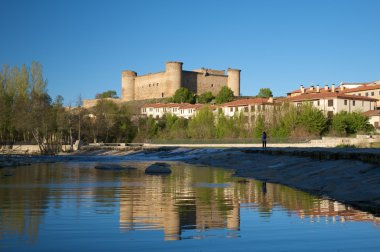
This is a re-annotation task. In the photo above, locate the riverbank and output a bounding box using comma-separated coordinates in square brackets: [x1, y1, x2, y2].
[1, 146, 380, 213]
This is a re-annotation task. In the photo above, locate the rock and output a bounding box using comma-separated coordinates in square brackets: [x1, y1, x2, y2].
[145, 162, 171, 174]
[94, 164, 137, 171]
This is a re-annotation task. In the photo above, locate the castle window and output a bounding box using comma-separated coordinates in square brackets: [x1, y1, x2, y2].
[162, 92, 164, 98]
[149, 84, 151, 87]
[211, 84, 214, 87]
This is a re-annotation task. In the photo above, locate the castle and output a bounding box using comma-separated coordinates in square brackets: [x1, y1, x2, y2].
[121, 61, 241, 101]
[82, 61, 241, 107]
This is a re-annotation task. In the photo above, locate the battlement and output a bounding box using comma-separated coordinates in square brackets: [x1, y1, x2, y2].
[120, 61, 241, 102]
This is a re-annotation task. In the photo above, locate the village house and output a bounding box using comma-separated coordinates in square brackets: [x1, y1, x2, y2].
[340, 82, 380, 109]
[141, 103, 204, 119]
[221, 97, 277, 126]
[363, 110, 380, 129]
[141, 97, 277, 128]
[285, 92, 377, 117]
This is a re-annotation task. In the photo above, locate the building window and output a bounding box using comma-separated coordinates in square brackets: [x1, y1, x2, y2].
[344, 100, 347, 105]
[149, 84, 151, 87]
[358, 93, 361, 96]
[156, 108, 159, 112]
[353, 101, 355, 106]
[251, 105, 255, 111]
[362, 101, 364, 106]
[211, 84, 214, 87]
[162, 92, 164, 98]
[366, 92, 369, 96]
[244, 106, 249, 112]
[317, 100, 320, 106]
[297, 103, 301, 107]
[150, 108, 153, 112]
[328, 100, 333, 107]
[230, 107, 233, 112]
[372, 92, 375, 96]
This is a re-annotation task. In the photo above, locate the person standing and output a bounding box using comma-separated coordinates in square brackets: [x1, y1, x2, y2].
[262, 131, 267, 149]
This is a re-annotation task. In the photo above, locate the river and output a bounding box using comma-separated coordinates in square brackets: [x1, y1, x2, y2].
[1, 160, 379, 251]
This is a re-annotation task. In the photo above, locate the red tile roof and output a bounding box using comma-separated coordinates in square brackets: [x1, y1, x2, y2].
[341, 84, 380, 93]
[222, 98, 272, 107]
[288, 87, 335, 95]
[363, 110, 380, 117]
[285, 92, 378, 102]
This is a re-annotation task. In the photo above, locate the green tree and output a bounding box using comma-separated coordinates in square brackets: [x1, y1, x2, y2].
[253, 115, 265, 138]
[95, 90, 118, 99]
[298, 104, 328, 136]
[188, 107, 215, 139]
[171, 87, 195, 104]
[257, 88, 273, 98]
[197, 91, 214, 104]
[215, 86, 234, 104]
[331, 111, 373, 136]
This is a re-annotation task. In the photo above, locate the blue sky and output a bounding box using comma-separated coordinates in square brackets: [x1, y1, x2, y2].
[1, 0, 380, 104]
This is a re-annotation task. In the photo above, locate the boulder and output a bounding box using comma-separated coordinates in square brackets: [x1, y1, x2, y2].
[94, 164, 137, 171]
[145, 162, 171, 174]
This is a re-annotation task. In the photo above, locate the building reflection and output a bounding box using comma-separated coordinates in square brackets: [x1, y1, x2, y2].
[0, 162, 379, 243]
[118, 165, 380, 240]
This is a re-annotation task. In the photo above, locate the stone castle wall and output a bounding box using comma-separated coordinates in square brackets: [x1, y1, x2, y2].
[121, 61, 241, 102]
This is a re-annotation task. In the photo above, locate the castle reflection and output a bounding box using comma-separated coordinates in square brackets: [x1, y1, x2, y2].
[0, 162, 379, 243]
[118, 164, 380, 240]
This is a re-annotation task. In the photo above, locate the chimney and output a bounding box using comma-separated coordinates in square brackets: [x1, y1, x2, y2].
[300, 85, 305, 94]
[331, 84, 335, 92]
[310, 85, 314, 91]
[324, 85, 329, 91]
[316, 85, 320, 92]
[340, 85, 345, 92]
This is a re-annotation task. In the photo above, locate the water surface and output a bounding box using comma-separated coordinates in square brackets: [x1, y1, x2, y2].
[0, 161, 379, 251]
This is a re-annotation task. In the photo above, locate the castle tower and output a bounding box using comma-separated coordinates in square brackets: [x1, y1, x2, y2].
[227, 68, 241, 96]
[121, 70, 137, 101]
[165, 61, 183, 96]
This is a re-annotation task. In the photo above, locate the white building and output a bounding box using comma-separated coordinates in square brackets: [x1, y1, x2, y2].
[141, 103, 204, 119]
[363, 110, 380, 129]
[286, 93, 377, 117]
